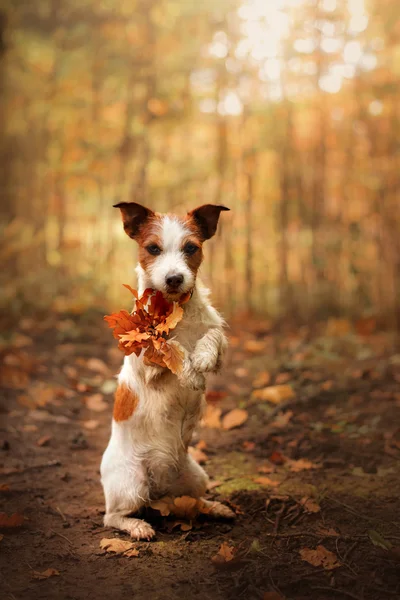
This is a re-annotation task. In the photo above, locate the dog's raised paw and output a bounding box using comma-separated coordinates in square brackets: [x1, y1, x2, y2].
[191, 352, 219, 374]
[128, 520, 155, 541]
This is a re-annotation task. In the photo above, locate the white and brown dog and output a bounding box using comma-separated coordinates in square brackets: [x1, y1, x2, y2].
[100, 202, 234, 540]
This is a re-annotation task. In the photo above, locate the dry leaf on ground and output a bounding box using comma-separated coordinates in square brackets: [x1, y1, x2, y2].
[0, 513, 24, 528]
[244, 340, 266, 353]
[100, 538, 139, 557]
[271, 410, 293, 428]
[211, 542, 235, 565]
[288, 458, 320, 472]
[31, 568, 60, 580]
[85, 394, 108, 412]
[254, 476, 280, 488]
[252, 384, 295, 404]
[222, 408, 248, 430]
[202, 404, 222, 428]
[37, 435, 52, 447]
[300, 545, 341, 570]
[149, 495, 216, 521]
[252, 371, 271, 388]
[300, 497, 321, 513]
[82, 420, 100, 430]
[86, 358, 110, 375]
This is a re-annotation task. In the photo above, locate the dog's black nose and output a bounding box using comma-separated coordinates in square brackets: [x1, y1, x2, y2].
[166, 274, 184, 288]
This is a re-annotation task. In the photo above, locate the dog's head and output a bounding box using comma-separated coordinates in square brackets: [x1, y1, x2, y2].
[114, 202, 230, 299]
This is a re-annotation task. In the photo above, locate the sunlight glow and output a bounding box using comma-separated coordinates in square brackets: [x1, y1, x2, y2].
[218, 91, 243, 116]
[209, 31, 228, 59]
[369, 100, 383, 116]
[344, 40, 363, 64]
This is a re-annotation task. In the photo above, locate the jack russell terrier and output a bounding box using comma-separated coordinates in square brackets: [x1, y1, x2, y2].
[100, 202, 234, 540]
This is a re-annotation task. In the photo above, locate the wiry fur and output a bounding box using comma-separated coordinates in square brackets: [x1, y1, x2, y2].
[100, 204, 232, 540]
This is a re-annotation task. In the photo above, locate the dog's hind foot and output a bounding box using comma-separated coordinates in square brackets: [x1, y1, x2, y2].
[201, 499, 236, 520]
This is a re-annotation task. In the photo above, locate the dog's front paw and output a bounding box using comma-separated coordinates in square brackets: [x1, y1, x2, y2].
[179, 362, 206, 391]
[128, 519, 155, 541]
[191, 351, 220, 374]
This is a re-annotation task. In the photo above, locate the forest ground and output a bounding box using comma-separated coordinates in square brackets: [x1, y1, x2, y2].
[1, 309, 400, 600]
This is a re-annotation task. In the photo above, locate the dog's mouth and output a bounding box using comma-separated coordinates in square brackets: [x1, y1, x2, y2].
[164, 287, 183, 300]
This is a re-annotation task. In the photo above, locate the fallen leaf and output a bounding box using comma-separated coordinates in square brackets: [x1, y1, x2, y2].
[300, 497, 321, 513]
[326, 318, 351, 336]
[37, 435, 52, 447]
[275, 372, 291, 384]
[0, 513, 24, 528]
[13, 334, 33, 348]
[244, 340, 266, 353]
[188, 446, 208, 464]
[252, 385, 295, 404]
[321, 380, 334, 391]
[149, 498, 173, 516]
[300, 545, 341, 570]
[86, 358, 110, 375]
[242, 441, 256, 452]
[0, 484, 10, 493]
[222, 408, 248, 430]
[31, 568, 60, 580]
[173, 496, 199, 520]
[235, 367, 248, 378]
[85, 394, 108, 412]
[271, 411, 293, 428]
[368, 530, 393, 550]
[202, 404, 222, 428]
[269, 451, 286, 465]
[254, 476, 280, 487]
[211, 541, 235, 564]
[252, 371, 271, 388]
[100, 538, 139, 557]
[205, 390, 228, 402]
[258, 464, 275, 474]
[82, 420, 100, 430]
[288, 458, 320, 472]
[171, 520, 192, 532]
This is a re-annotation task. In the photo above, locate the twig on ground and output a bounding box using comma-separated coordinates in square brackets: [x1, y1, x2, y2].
[50, 529, 73, 545]
[2, 460, 61, 477]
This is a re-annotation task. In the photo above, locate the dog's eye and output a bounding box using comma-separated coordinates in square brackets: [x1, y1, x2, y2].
[146, 244, 162, 256]
[183, 243, 199, 256]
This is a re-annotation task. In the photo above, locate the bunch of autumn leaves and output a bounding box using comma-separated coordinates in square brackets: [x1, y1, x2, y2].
[104, 285, 190, 375]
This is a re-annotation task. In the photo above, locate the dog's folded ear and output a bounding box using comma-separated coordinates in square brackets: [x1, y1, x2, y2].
[188, 205, 230, 240]
[113, 202, 155, 239]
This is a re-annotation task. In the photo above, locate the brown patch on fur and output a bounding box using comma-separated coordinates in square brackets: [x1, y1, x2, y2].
[136, 214, 163, 271]
[113, 384, 139, 422]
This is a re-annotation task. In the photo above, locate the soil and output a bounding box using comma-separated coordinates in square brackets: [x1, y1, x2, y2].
[1, 310, 400, 600]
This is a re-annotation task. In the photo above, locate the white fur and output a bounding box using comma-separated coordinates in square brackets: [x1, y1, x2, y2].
[147, 216, 194, 296]
[100, 256, 232, 539]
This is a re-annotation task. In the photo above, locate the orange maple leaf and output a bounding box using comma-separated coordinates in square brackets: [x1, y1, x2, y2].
[104, 286, 186, 374]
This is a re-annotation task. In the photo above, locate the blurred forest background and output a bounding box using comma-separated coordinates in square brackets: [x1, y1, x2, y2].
[0, 0, 399, 324]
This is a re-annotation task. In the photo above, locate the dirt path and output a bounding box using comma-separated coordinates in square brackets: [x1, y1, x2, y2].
[1, 312, 400, 600]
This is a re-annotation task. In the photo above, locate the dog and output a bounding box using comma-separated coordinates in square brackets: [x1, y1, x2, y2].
[100, 202, 234, 540]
